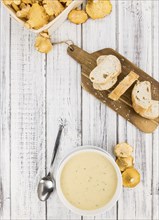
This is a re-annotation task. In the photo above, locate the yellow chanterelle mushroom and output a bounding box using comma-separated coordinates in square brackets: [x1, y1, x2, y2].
[68, 9, 88, 25]
[86, 0, 112, 20]
[114, 142, 133, 158]
[35, 32, 53, 54]
[25, 3, 49, 30]
[116, 156, 134, 172]
[122, 167, 140, 188]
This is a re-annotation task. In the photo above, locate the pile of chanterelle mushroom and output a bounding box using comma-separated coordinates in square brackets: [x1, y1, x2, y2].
[3, 0, 112, 53]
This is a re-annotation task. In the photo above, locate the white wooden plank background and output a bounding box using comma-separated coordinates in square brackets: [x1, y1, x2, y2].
[0, 0, 159, 220]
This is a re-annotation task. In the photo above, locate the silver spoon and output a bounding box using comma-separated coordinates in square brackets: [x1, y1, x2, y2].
[37, 123, 64, 201]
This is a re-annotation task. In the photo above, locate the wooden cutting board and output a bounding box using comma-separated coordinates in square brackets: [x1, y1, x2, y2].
[67, 45, 159, 133]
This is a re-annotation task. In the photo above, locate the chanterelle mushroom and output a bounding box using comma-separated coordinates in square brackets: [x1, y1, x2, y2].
[116, 156, 134, 172]
[43, 0, 64, 16]
[16, 5, 30, 19]
[25, 3, 49, 30]
[35, 32, 53, 54]
[86, 0, 112, 20]
[122, 167, 140, 188]
[68, 9, 88, 25]
[3, 0, 21, 5]
[114, 143, 133, 158]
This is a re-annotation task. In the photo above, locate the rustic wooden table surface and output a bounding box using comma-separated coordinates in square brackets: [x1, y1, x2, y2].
[0, 1, 159, 220]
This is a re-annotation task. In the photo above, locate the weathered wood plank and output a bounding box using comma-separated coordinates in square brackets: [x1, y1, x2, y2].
[82, 0, 117, 219]
[0, 4, 11, 220]
[9, 19, 46, 219]
[46, 21, 82, 219]
[117, 1, 154, 219]
[152, 1, 159, 219]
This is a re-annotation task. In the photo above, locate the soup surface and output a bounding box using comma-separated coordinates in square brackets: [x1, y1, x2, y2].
[60, 151, 118, 210]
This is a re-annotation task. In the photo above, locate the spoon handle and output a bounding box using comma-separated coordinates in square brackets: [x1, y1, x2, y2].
[49, 123, 64, 175]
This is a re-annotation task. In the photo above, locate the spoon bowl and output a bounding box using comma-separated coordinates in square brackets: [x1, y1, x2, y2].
[37, 176, 55, 201]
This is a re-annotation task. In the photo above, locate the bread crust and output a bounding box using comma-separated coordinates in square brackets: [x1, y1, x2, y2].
[132, 81, 152, 114]
[138, 100, 159, 119]
[108, 71, 139, 101]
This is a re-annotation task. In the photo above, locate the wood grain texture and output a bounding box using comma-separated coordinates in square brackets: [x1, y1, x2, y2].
[82, 1, 118, 219]
[151, 1, 159, 219]
[117, 1, 155, 220]
[10, 20, 46, 219]
[0, 0, 159, 220]
[46, 21, 82, 220]
[0, 4, 11, 220]
[67, 45, 159, 133]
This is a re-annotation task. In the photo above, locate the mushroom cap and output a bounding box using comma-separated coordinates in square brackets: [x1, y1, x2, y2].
[116, 156, 134, 172]
[68, 9, 88, 25]
[35, 33, 53, 54]
[114, 142, 133, 158]
[26, 3, 49, 30]
[86, 0, 112, 20]
[122, 167, 140, 188]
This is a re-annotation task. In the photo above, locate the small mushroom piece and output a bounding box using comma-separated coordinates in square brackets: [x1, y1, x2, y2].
[16, 5, 30, 19]
[114, 143, 133, 158]
[68, 9, 88, 25]
[3, 0, 21, 5]
[19, 3, 27, 9]
[43, 0, 64, 16]
[22, 0, 35, 4]
[122, 167, 140, 188]
[86, 0, 112, 20]
[25, 3, 49, 30]
[116, 156, 134, 172]
[35, 32, 53, 54]
[11, 2, 20, 12]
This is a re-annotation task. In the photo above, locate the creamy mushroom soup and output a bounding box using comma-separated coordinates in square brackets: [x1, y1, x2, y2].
[60, 151, 118, 210]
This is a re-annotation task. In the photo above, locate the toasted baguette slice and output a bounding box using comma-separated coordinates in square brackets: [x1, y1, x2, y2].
[108, 71, 139, 101]
[132, 81, 152, 113]
[93, 77, 117, 91]
[138, 100, 159, 119]
[96, 55, 107, 65]
[89, 55, 122, 84]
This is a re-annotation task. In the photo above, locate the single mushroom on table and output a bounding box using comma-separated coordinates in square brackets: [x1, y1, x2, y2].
[86, 0, 112, 20]
[35, 32, 53, 54]
[122, 167, 140, 188]
[68, 9, 88, 24]
[114, 143, 133, 158]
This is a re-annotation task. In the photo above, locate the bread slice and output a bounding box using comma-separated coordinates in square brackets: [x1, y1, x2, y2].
[132, 81, 152, 113]
[138, 100, 159, 119]
[89, 55, 122, 84]
[108, 71, 139, 101]
[96, 55, 107, 65]
[93, 76, 117, 91]
[93, 55, 117, 91]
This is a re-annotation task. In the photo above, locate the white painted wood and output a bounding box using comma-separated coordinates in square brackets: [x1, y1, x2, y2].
[9, 19, 46, 219]
[117, 1, 156, 220]
[0, 0, 159, 219]
[152, 1, 159, 219]
[0, 4, 11, 220]
[46, 21, 82, 220]
[82, 1, 117, 219]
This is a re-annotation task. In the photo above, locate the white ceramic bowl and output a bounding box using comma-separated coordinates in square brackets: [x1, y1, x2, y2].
[56, 146, 122, 216]
[2, 0, 83, 34]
